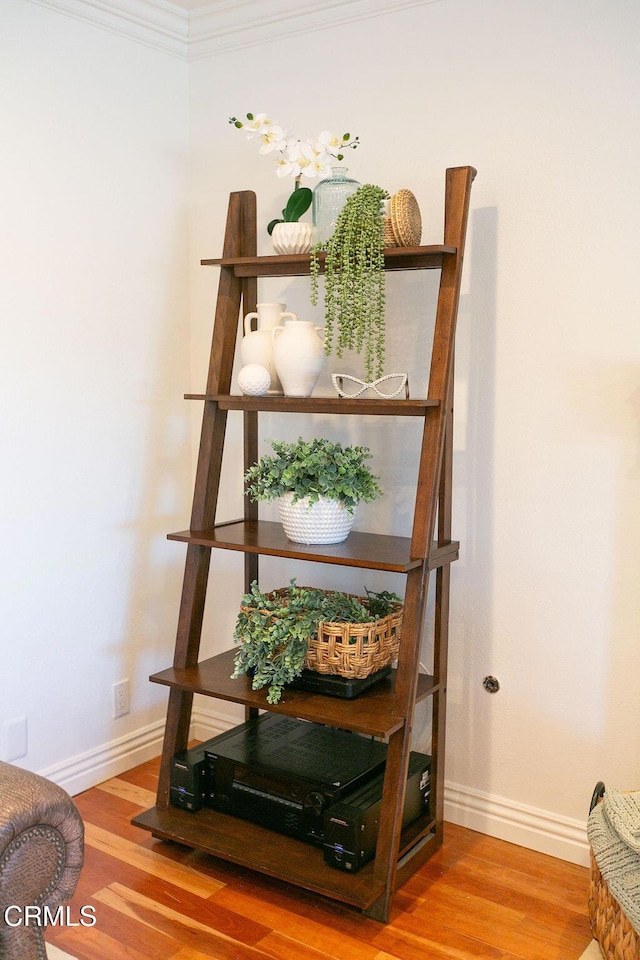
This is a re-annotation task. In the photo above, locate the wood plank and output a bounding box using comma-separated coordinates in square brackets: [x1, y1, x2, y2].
[170, 950, 232, 960]
[131, 804, 385, 910]
[401, 883, 589, 960]
[97, 778, 157, 809]
[167, 520, 460, 572]
[257, 929, 377, 960]
[200, 245, 457, 277]
[185, 395, 439, 417]
[167, 521, 427, 571]
[50, 924, 160, 960]
[83, 823, 225, 897]
[211, 885, 387, 960]
[93, 884, 274, 960]
[148, 648, 437, 738]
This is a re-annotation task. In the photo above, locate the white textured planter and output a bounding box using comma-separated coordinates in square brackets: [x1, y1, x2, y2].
[278, 493, 355, 544]
[272, 222, 313, 255]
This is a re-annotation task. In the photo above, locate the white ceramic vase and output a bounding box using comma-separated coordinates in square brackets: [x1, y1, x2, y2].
[272, 318, 326, 397]
[278, 493, 355, 544]
[240, 302, 296, 395]
[271, 222, 313, 255]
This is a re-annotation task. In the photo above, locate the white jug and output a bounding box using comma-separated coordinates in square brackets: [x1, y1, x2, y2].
[240, 302, 296, 395]
[272, 317, 326, 397]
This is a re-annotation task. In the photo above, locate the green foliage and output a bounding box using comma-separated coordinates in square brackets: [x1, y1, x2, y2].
[243, 436, 382, 513]
[310, 184, 389, 382]
[232, 579, 401, 704]
[364, 587, 403, 619]
[267, 184, 313, 235]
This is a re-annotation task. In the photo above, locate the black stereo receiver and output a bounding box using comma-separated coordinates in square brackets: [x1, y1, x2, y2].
[170, 734, 224, 812]
[323, 750, 431, 872]
[204, 714, 388, 846]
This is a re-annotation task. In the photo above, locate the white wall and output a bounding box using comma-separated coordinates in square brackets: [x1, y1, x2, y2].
[188, 0, 640, 863]
[3, 0, 640, 868]
[0, 0, 190, 790]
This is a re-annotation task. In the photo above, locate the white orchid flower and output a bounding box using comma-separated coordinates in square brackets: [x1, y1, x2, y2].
[258, 125, 287, 154]
[243, 113, 274, 138]
[303, 149, 333, 179]
[275, 155, 301, 178]
[317, 130, 344, 155]
[285, 138, 315, 162]
[230, 113, 358, 183]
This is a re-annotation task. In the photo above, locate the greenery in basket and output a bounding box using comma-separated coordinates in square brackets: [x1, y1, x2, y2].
[232, 579, 401, 704]
[310, 183, 389, 382]
[243, 436, 382, 513]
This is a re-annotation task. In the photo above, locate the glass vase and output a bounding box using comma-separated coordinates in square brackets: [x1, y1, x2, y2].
[312, 167, 360, 246]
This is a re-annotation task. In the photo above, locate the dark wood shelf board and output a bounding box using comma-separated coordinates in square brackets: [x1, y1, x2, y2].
[132, 804, 384, 910]
[149, 648, 437, 739]
[131, 807, 379, 908]
[428, 540, 460, 569]
[200, 245, 456, 277]
[185, 394, 439, 417]
[167, 520, 458, 572]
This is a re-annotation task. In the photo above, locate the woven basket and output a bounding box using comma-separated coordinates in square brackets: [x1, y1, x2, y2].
[589, 850, 638, 959]
[382, 189, 422, 248]
[589, 817, 640, 960]
[383, 216, 398, 247]
[240, 587, 403, 681]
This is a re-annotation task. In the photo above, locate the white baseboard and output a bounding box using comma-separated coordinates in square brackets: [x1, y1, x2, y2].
[189, 704, 243, 742]
[39, 719, 166, 797]
[38, 707, 238, 798]
[444, 780, 590, 868]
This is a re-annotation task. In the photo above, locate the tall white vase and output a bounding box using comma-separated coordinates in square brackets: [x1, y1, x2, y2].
[272, 318, 326, 398]
[240, 303, 296, 395]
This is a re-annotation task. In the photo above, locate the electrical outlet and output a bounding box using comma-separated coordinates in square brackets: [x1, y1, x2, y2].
[112, 680, 130, 719]
[2, 716, 27, 761]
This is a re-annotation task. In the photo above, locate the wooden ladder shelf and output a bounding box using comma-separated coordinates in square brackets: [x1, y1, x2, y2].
[132, 165, 476, 922]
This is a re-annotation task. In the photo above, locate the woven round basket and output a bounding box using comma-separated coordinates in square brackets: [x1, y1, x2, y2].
[589, 849, 639, 959]
[240, 587, 403, 681]
[383, 216, 398, 247]
[390, 189, 422, 246]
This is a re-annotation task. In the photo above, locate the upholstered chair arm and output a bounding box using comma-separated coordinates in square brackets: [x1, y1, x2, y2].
[0, 761, 84, 960]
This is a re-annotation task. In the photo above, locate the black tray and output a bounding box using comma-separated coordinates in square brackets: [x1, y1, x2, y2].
[289, 666, 392, 699]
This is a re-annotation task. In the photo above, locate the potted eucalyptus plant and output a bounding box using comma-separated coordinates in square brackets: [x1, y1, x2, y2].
[232, 579, 402, 704]
[311, 183, 389, 382]
[243, 436, 382, 544]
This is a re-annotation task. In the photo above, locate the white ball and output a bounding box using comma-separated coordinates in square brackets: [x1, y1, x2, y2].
[238, 364, 271, 396]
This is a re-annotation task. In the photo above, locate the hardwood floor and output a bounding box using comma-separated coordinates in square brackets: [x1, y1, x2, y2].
[47, 755, 593, 960]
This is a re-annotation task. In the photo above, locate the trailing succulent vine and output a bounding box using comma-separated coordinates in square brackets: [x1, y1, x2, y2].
[311, 184, 389, 382]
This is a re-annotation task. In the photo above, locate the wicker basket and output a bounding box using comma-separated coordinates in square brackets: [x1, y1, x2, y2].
[589, 783, 640, 960]
[383, 216, 398, 247]
[589, 850, 639, 959]
[240, 587, 403, 681]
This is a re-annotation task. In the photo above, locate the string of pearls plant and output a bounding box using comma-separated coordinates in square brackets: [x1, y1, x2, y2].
[311, 184, 389, 383]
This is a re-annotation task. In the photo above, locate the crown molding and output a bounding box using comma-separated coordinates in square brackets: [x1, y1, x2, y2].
[26, 0, 443, 61]
[188, 0, 443, 59]
[26, 0, 190, 59]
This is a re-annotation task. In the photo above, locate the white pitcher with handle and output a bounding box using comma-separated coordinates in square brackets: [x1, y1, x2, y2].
[272, 316, 326, 397]
[240, 302, 296, 395]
